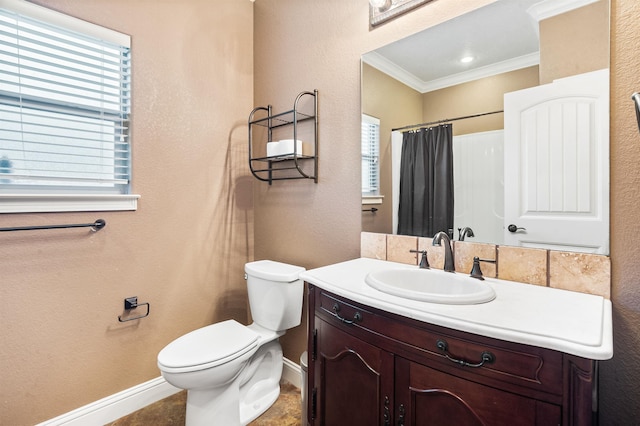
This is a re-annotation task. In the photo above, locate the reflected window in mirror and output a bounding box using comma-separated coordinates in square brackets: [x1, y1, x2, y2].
[362, 114, 382, 203]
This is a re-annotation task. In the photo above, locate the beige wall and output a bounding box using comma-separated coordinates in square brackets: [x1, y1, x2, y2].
[3, 0, 639, 424]
[256, 0, 640, 424]
[540, 0, 610, 83]
[253, 0, 496, 368]
[422, 66, 539, 136]
[0, 1, 254, 424]
[362, 63, 423, 235]
[603, 0, 640, 422]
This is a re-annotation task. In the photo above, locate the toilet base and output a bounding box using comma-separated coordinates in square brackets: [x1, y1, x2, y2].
[238, 340, 283, 425]
[183, 339, 284, 426]
[186, 383, 241, 426]
[239, 380, 280, 425]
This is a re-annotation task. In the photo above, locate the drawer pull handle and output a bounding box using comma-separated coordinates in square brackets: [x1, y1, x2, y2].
[436, 339, 495, 368]
[332, 303, 362, 325]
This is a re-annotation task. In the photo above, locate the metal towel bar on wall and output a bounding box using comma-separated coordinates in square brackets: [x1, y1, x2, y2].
[632, 92, 640, 135]
[0, 219, 106, 233]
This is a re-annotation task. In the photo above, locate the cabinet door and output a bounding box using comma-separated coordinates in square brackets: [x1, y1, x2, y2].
[396, 357, 561, 426]
[314, 318, 394, 426]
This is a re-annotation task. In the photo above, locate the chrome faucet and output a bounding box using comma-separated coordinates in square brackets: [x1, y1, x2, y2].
[432, 231, 455, 272]
[458, 226, 475, 241]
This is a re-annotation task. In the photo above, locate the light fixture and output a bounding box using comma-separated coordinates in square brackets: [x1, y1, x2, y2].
[460, 56, 474, 63]
[369, 0, 433, 27]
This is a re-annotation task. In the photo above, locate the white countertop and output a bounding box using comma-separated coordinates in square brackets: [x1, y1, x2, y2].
[299, 257, 613, 360]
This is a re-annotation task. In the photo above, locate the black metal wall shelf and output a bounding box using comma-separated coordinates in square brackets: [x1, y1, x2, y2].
[250, 110, 315, 129]
[248, 90, 318, 184]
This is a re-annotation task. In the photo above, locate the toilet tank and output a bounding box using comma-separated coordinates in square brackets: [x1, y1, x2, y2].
[244, 260, 306, 332]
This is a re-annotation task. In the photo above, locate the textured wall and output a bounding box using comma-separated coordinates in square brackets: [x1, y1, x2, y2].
[601, 0, 640, 422]
[0, 1, 254, 424]
[3, 1, 638, 424]
[252, 0, 495, 383]
[255, 0, 640, 423]
[539, 0, 609, 84]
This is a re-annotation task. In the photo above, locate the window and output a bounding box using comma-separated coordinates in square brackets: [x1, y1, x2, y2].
[0, 0, 138, 213]
[361, 114, 380, 199]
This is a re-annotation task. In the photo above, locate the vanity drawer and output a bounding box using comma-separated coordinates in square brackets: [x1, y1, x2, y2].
[400, 322, 565, 397]
[315, 288, 564, 397]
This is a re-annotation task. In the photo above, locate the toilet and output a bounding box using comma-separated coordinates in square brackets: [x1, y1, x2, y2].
[157, 260, 305, 426]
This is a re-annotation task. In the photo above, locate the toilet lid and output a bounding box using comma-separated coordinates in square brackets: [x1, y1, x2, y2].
[245, 260, 305, 282]
[158, 320, 259, 372]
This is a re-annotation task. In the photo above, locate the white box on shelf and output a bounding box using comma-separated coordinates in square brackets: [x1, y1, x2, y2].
[266, 141, 281, 157]
[279, 139, 312, 157]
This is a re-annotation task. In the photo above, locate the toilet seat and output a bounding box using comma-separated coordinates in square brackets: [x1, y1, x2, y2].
[158, 320, 259, 373]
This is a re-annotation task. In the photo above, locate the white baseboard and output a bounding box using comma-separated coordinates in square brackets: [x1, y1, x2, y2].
[36, 377, 181, 426]
[282, 355, 303, 389]
[37, 357, 303, 426]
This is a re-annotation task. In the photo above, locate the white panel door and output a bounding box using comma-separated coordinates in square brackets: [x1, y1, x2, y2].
[503, 69, 609, 254]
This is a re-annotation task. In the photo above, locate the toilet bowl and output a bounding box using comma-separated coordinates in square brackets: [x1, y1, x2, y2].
[157, 260, 305, 426]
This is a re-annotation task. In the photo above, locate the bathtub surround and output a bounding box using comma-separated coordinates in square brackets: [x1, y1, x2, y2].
[362, 232, 611, 299]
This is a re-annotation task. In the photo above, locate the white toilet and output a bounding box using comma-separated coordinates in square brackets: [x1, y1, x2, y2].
[157, 260, 305, 426]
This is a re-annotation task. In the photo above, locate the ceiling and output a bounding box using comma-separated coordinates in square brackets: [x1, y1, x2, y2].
[362, 0, 596, 93]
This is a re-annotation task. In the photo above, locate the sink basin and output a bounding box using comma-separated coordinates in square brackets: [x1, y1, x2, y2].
[364, 268, 496, 304]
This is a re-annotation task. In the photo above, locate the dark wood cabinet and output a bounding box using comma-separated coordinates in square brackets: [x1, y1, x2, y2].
[306, 285, 597, 426]
[396, 357, 561, 426]
[314, 319, 394, 425]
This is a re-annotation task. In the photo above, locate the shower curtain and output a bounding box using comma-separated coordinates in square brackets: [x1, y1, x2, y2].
[397, 124, 454, 237]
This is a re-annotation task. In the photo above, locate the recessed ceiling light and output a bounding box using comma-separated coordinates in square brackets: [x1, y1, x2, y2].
[460, 56, 474, 63]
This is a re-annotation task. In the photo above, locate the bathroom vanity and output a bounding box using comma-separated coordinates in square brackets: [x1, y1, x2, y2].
[300, 258, 613, 426]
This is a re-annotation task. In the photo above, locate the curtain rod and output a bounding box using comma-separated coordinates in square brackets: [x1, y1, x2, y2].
[391, 110, 504, 132]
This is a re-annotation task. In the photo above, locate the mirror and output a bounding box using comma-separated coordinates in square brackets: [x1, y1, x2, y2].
[361, 0, 610, 253]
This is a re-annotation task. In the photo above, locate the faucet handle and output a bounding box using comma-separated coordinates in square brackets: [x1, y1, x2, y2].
[409, 249, 430, 269]
[470, 256, 496, 280]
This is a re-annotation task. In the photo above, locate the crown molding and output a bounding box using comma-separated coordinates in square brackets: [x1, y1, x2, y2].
[363, 51, 540, 94]
[362, 51, 425, 93]
[527, 0, 599, 22]
[421, 52, 540, 93]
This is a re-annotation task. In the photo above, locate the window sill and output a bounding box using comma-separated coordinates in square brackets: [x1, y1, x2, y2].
[0, 194, 140, 214]
[362, 195, 384, 205]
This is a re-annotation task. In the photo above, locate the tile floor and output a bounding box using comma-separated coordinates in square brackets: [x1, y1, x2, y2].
[106, 382, 301, 426]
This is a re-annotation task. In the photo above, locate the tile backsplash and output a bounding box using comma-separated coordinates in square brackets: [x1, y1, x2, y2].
[361, 232, 611, 299]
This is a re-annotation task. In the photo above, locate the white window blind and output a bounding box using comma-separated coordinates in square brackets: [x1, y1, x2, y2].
[361, 114, 380, 195]
[0, 0, 131, 197]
